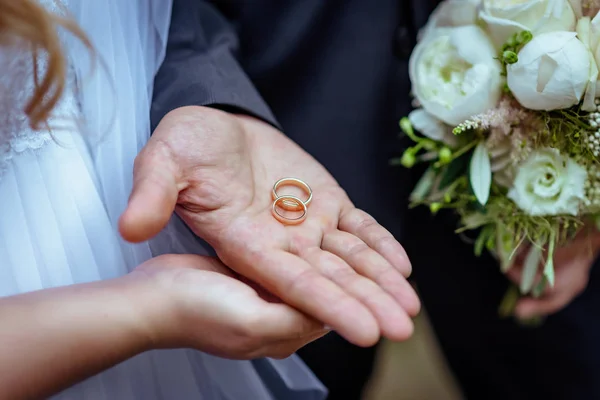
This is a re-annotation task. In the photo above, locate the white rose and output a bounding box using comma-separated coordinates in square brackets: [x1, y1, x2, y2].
[409, 25, 502, 126]
[506, 31, 592, 110]
[480, 0, 576, 49]
[508, 148, 587, 216]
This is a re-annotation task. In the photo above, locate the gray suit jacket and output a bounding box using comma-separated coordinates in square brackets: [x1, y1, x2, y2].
[151, 0, 438, 240]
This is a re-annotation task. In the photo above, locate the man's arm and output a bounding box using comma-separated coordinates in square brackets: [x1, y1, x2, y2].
[151, 0, 277, 130]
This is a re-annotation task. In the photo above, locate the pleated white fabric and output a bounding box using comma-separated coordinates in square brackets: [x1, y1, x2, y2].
[0, 0, 326, 398]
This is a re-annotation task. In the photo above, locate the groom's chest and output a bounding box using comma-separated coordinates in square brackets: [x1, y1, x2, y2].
[227, 0, 440, 72]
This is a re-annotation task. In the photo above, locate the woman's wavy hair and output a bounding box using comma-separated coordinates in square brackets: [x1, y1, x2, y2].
[0, 0, 91, 129]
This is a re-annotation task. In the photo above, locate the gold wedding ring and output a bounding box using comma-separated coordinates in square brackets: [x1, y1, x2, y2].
[270, 177, 312, 225]
[271, 177, 312, 211]
[272, 195, 308, 225]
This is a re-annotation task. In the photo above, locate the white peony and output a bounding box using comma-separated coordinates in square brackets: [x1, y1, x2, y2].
[480, 0, 576, 49]
[409, 25, 502, 126]
[418, 0, 480, 41]
[508, 148, 587, 216]
[506, 31, 592, 110]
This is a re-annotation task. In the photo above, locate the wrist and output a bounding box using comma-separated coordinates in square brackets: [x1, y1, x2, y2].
[126, 259, 190, 349]
[110, 274, 167, 352]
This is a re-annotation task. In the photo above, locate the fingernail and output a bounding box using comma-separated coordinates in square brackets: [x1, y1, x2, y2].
[323, 325, 333, 331]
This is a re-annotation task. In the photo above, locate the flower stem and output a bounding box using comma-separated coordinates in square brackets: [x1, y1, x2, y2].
[433, 140, 477, 168]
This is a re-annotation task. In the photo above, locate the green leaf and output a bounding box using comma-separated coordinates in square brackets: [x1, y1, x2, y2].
[439, 153, 469, 189]
[532, 276, 547, 298]
[475, 230, 488, 257]
[496, 225, 515, 273]
[520, 246, 542, 294]
[486, 233, 496, 252]
[469, 142, 492, 206]
[544, 230, 556, 287]
[410, 167, 436, 202]
[475, 225, 494, 257]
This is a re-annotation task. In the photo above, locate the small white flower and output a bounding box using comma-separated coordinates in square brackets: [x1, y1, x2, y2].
[508, 148, 587, 216]
[480, 0, 576, 49]
[409, 25, 502, 125]
[507, 31, 592, 110]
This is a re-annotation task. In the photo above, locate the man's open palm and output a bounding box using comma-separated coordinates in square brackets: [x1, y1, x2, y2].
[120, 106, 420, 346]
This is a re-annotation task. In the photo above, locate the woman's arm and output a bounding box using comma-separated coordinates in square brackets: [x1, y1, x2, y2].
[0, 275, 152, 400]
[0, 254, 325, 400]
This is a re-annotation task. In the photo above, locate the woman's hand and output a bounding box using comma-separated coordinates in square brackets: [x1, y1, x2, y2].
[0, 254, 326, 400]
[507, 228, 600, 319]
[133, 254, 328, 359]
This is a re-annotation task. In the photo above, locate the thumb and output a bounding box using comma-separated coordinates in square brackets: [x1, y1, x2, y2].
[119, 145, 182, 243]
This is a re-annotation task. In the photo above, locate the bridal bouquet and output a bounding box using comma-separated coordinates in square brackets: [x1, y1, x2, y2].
[400, 0, 600, 303]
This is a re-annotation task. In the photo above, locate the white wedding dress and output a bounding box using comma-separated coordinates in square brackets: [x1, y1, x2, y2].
[0, 1, 326, 399]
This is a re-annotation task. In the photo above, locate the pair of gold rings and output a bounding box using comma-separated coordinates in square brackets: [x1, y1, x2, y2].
[271, 177, 312, 225]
